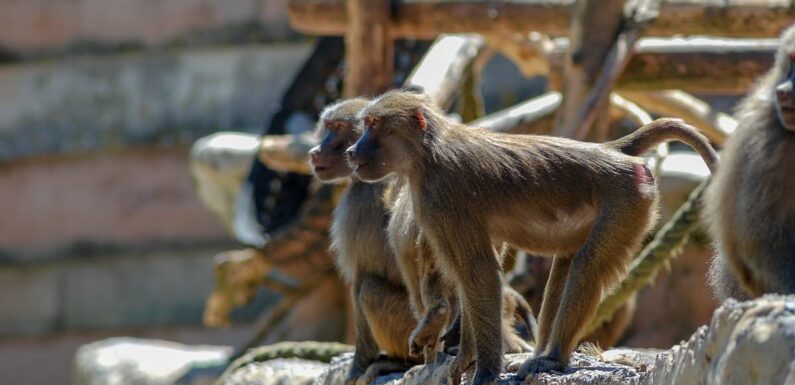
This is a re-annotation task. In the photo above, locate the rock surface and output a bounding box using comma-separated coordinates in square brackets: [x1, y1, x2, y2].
[74, 337, 230, 385]
[217, 295, 795, 385]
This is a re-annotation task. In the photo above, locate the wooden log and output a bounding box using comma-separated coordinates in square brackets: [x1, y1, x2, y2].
[405, 34, 487, 109]
[258, 34, 489, 175]
[484, 31, 554, 78]
[204, 185, 336, 328]
[564, 0, 660, 140]
[553, 0, 626, 139]
[259, 134, 316, 175]
[621, 90, 736, 144]
[544, 36, 777, 93]
[471, 92, 561, 134]
[344, 0, 393, 97]
[289, 0, 794, 39]
[591, 37, 777, 93]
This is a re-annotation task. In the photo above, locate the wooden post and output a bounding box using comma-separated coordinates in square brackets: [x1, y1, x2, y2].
[344, 0, 394, 97]
[553, 0, 626, 139]
[289, 0, 795, 39]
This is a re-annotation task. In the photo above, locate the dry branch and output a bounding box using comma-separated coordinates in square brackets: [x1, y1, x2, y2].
[289, 0, 794, 39]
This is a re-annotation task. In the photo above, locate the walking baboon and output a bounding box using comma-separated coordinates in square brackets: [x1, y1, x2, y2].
[310, 98, 531, 382]
[308, 98, 419, 385]
[704, 25, 795, 300]
[388, 186, 535, 360]
[346, 90, 717, 384]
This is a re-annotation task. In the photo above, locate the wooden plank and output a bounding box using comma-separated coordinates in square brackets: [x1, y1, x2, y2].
[343, 0, 394, 96]
[289, 0, 794, 39]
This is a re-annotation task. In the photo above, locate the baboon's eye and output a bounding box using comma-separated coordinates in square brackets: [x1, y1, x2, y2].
[335, 122, 347, 131]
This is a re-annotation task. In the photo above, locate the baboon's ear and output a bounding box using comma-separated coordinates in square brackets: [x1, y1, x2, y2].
[414, 110, 427, 131]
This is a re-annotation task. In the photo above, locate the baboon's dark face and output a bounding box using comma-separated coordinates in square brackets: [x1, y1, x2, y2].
[346, 114, 393, 182]
[309, 119, 360, 182]
[346, 112, 421, 182]
[776, 51, 795, 130]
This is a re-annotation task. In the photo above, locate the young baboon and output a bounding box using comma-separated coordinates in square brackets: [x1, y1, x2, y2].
[703, 25, 795, 300]
[346, 90, 717, 384]
[308, 98, 419, 385]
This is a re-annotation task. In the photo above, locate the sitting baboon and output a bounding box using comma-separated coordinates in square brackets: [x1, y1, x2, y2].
[308, 98, 419, 385]
[704, 24, 795, 300]
[346, 90, 717, 384]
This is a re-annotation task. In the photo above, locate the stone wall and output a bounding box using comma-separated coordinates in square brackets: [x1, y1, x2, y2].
[0, 0, 295, 58]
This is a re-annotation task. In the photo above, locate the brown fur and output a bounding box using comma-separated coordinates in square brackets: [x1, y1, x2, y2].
[703, 25, 795, 300]
[346, 90, 717, 384]
[308, 99, 419, 385]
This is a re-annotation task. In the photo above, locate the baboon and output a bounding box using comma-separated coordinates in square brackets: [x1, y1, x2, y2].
[703, 25, 795, 300]
[308, 98, 419, 385]
[346, 90, 717, 384]
[388, 186, 536, 360]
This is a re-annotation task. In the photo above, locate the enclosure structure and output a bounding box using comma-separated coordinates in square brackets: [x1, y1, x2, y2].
[204, 0, 795, 353]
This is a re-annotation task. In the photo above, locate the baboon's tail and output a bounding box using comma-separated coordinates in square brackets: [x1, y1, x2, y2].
[606, 118, 719, 173]
[507, 287, 539, 344]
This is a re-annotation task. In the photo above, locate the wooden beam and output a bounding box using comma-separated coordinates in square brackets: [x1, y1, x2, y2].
[521, 36, 776, 93]
[344, 0, 393, 97]
[471, 92, 561, 134]
[614, 37, 776, 93]
[405, 34, 487, 109]
[289, 0, 794, 39]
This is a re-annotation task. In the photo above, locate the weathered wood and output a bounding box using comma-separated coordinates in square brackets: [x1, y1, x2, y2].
[344, 0, 393, 97]
[485, 31, 554, 78]
[553, 0, 626, 139]
[204, 186, 336, 327]
[621, 90, 736, 144]
[405, 34, 487, 110]
[543, 36, 778, 93]
[259, 134, 316, 174]
[565, 0, 660, 139]
[289, 0, 794, 39]
[605, 37, 776, 93]
[487, 35, 777, 93]
[472, 92, 561, 134]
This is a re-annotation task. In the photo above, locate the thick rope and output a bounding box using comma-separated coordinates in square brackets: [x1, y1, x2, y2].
[585, 177, 709, 336]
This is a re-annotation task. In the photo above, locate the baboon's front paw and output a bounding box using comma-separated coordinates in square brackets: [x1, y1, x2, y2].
[516, 356, 565, 378]
[410, 328, 436, 358]
[447, 356, 474, 385]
